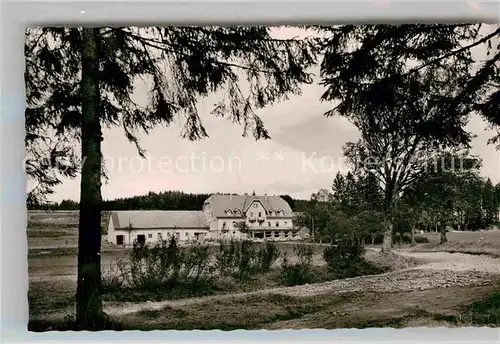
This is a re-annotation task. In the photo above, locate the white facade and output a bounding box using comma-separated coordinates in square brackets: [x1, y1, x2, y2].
[107, 210, 210, 246]
[203, 194, 296, 241]
[108, 226, 209, 246]
[107, 194, 298, 246]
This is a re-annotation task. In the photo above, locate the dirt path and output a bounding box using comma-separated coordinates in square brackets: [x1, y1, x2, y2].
[103, 250, 500, 316]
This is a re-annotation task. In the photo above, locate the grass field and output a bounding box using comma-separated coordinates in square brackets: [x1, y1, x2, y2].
[410, 230, 500, 257]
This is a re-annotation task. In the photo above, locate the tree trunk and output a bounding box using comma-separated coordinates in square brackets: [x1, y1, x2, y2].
[76, 28, 104, 329]
[410, 225, 416, 246]
[371, 236, 375, 246]
[440, 225, 448, 244]
[382, 189, 394, 252]
[382, 221, 393, 252]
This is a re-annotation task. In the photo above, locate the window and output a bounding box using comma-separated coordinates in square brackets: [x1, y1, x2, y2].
[276, 222, 279, 227]
[222, 222, 226, 229]
[268, 222, 271, 227]
[259, 222, 262, 227]
[116, 235, 124, 245]
[137, 235, 146, 245]
[185, 233, 189, 237]
[250, 212, 254, 217]
[253, 203, 258, 208]
[233, 221, 237, 226]
[148, 233, 152, 238]
[258, 212, 262, 217]
[285, 221, 288, 225]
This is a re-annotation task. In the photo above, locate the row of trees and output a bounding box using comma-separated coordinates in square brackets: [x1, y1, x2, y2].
[296, 156, 500, 246]
[25, 24, 499, 329]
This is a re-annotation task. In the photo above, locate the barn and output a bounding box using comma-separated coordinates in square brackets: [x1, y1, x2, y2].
[107, 210, 210, 246]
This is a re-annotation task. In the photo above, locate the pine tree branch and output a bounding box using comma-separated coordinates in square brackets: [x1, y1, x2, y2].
[118, 28, 277, 75]
[407, 27, 500, 76]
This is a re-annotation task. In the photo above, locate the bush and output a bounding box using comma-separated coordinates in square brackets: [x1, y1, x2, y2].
[101, 259, 124, 293]
[280, 244, 315, 286]
[181, 244, 215, 283]
[323, 243, 384, 279]
[114, 237, 214, 292]
[215, 240, 260, 281]
[280, 252, 315, 286]
[215, 240, 281, 281]
[101, 239, 285, 301]
[323, 244, 364, 271]
[256, 242, 281, 272]
[216, 239, 240, 276]
[294, 243, 314, 265]
[414, 235, 430, 244]
[235, 241, 259, 281]
[390, 232, 430, 245]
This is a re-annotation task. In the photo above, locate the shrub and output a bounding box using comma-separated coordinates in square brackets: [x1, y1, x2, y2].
[101, 259, 124, 293]
[280, 244, 315, 286]
[235, 241, 259, 281]
[256, 242, 281, 272]
[323, 243, 383, 278]
[215, 240, 263, 281]
[294, 243, 314, 266]
[115, 237, 214, 292]
[280, 252, 315, 286]
[414, 235, 430, 244]
[216, 239, 240, 276]
[181, 244, 214, 284]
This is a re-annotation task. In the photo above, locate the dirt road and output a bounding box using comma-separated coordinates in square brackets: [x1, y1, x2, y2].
[103, 249, 500, 316]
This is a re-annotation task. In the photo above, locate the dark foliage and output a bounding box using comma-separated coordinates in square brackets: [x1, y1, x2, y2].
[29, 190, 313, 211]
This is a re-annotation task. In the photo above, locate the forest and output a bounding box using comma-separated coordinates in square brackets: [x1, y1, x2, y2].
[27, 191, 310, 212]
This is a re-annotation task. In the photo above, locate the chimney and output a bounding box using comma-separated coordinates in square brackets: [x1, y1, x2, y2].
[265, 193, 268, 201]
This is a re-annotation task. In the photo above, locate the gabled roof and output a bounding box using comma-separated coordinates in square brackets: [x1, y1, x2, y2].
[203, 194, 293, 218]
[111, 210, 209, 230]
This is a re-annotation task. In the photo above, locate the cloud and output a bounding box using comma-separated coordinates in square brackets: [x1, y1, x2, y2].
[273, 114, 359, 160]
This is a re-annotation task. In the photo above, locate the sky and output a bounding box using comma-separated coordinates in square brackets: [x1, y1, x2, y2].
[41, 26, 500, 202]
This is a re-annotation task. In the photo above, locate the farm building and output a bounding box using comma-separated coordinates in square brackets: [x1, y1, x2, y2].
[107, 210, 210, 246]
[107, 193, 300, 246]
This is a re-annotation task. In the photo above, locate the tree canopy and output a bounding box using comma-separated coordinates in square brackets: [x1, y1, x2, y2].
[25, 26, 318, 206]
